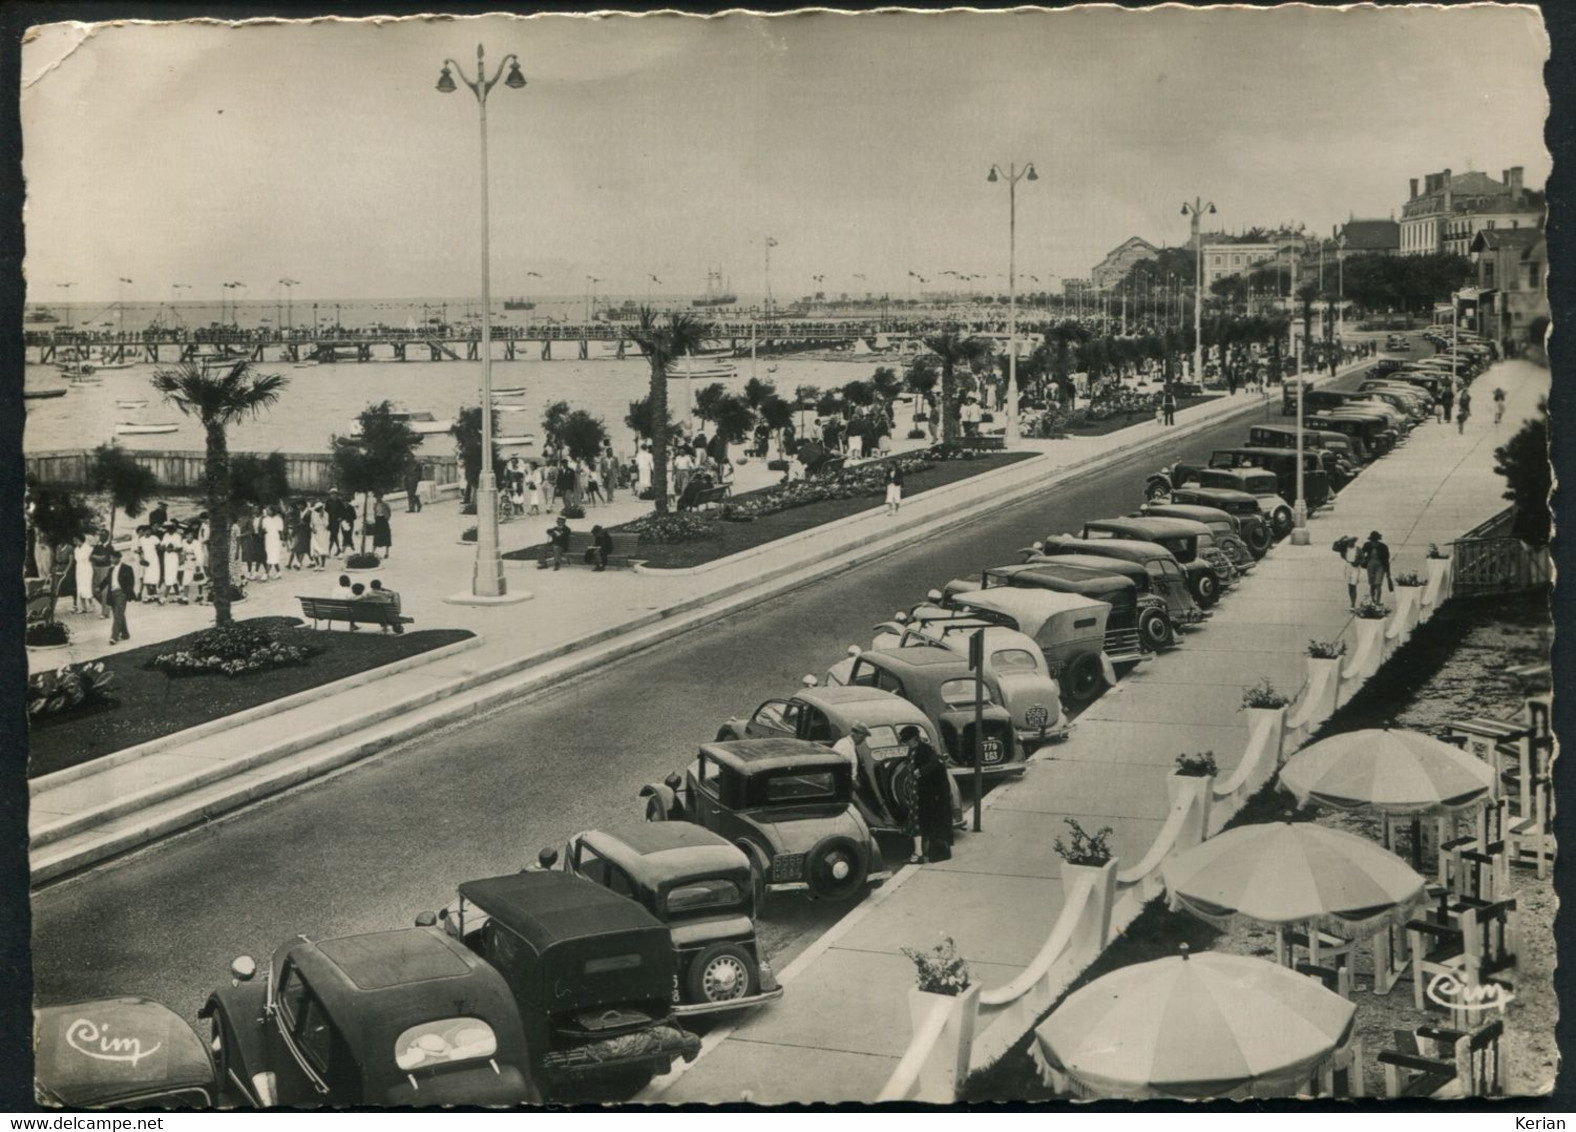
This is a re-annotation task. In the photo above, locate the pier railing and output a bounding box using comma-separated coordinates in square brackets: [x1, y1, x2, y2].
[25, 448, 459, 496]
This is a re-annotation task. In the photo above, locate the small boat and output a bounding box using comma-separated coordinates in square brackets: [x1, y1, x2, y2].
[116, 422, 179, 435]
[93, 360, 137, 371]
[669, 357, 739, 379]
[495, 435, 536, 447]
[344, 410, 455, 436]
[491, 386, 527, 396]
[115, 399, 149, 409]
[494, 404, 528, 413]
[24, 386, 68, 400]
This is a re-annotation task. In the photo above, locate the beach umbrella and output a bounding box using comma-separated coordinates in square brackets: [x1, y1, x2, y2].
[1033, 948, 1355, 1099]
[1279, 728, 1495, 815]
[1161, 820, 1426, 935]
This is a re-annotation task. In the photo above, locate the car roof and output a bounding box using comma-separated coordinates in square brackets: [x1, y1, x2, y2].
[579, 823, 746, 888]
[1028, 553, 1149, 579]
[459, 870, 665, 952]
[1174, 485, 1257, 503]
[701, 737, 850, 774]
[993, 563, 1137, 596]
[1043, 535, 1172, 559]
[34, 998, 213, 1108]
[797, 684, 929, 726]
[1088, 515, 1209, 538]
[857, 645, 970, 672]
[957, 587, 1106, 619]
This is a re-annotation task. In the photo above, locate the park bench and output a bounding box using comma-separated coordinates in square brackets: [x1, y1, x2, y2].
[557, 530, 642, 569]
[298, 595, 414, 632]
[694, 483, 733, 510]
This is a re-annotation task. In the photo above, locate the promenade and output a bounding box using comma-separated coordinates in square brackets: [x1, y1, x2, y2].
[646, 356, 1549, 1105]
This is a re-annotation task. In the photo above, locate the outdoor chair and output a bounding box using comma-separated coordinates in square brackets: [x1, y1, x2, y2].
[1378, 1021, 1504, 1098]
[1282, 926, 1357, 974]
[1407, 899, 1518, 1020]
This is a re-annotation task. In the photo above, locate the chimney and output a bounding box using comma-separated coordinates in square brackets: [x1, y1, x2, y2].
[1410, 177, 1419, 200]
[1443, 168, 1453, 210]
[1508, 166, 1524, 193]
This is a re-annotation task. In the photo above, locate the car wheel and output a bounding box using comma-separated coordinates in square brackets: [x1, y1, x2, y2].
[1061, 652, 1107, 704]
[686, 943, 759, 1005]
[881, 758, 916, 825]
[1195, 572, 1219, 606]
[1137, 606, 1173, 650]
[1243, 521, 1271, 557]
[805, 836, 868, 901]
[1145, 479, 1170, 502]
[1271, 505, 1294, 536]
[644, 795, 669, 822]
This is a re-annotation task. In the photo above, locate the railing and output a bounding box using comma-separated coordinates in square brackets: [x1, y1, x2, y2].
[878, 550, 1462, 1103]
[23, 448, 459, 495]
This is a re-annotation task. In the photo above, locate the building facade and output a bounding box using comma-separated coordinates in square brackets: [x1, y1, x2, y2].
[1090, 237, 1158, 291]
[1469, 227, 1548, 347]
[1337, 218, 1400, 257]
[1399, 166, 1541, 256]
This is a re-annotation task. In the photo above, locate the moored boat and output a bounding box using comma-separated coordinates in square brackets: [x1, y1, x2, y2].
[495, 434, 536, 447]
[24, 386, 68, 400]
[116, 422, 179, 435]
[115, 399, 149, 409]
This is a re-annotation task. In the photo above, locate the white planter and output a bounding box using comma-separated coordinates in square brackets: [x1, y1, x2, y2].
[1167, 773, 1214, 856]
[1346, 616, 1387, 680]
[1389, 584, 1423, 641]
[1422, 556, 1451, 612]
[1059, 858, 1119, 965]
[1291, 656, 1342, 733]
[903, 985, 981, 1103]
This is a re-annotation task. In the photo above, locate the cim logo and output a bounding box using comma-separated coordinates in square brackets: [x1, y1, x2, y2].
[64, 1018, 163, 1067]
[1426, 972, 1515, 1015]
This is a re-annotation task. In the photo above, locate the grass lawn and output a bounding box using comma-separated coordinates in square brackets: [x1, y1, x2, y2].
[1057, 393, 1219, 438]
[27, 616, 474, 779]
[503, 451, 1037, 570]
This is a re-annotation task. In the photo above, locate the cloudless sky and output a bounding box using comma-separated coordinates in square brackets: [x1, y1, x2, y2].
[20, 5, 1550, 303]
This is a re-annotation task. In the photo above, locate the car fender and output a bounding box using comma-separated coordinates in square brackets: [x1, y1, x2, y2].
[824, 656, 856, 687]
[992, 670, 1064, 731]
[200, 981, 270, 1108]
[1098, 652, 1119, 686]
[941, 579, 981, 601]
[639, 782, 683, 821]
[715, 717, 747, 741]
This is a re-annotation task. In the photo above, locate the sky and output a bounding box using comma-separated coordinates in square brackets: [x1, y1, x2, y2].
[20, 5, 1551, 304]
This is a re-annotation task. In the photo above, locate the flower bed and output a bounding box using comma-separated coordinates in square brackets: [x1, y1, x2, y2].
[29, 661, 117, 722]
[150, 622, 316, 678]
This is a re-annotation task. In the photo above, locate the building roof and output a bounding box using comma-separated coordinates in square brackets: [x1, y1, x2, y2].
[1470, 227, 1542, 254]
[1339, 219, 1399, 251]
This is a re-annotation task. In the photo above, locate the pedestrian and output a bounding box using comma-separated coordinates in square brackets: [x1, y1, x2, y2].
[1439, 383, 1454, 423]
[1334, 534, 1361, 609]
[542, 520, 573, 570]
[1357, 530, 1391, 605]
[148, 499, 168, 531]
[309, 501, 330, 570]
[289, 502, 311, 569]
[526, 463, 543, 516]
[162, 524, 185, 600]
[262, 505, 285, 579]
[587, 524, 613, 571]
[69, 533, 94, 614]
[137, 524, 160, 601]
[107, 550, 137, 644]
[326, 490, 348, 556]
[1493, 386, 1506, 425]
[635, 443, 654, 498]
[899, 726, 953, 864]
[90, 529, 114, 619]
[885, 463, 904, 516]
[404, 459, 424, 513]
[584, 463, 605, 507]
[1456, 388, 1472, 434]
[372, 494, 393, 558]
[1162, 385, 1177, 426]
[832, 721, 888, 827]
[183, 529, 208, 604]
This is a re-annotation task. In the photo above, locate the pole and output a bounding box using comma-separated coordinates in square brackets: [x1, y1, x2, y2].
[472, 44, 505, 597]
[1006, 166, 1020, 445]
[1191, 204, 1204, 383]
[1291, 365, 1309, 545]
[970, 628, 985, 833]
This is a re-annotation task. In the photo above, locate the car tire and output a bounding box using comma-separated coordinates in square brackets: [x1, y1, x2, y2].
[1137, 606, 1173, 650]
[207, 1012, 232, 1105]
[882, 758, 917, 825]
[685, 943, 759, 1006]
[805, 835, 868, 901]
[1061, 651, 1107, 704]
[1243, 521, 1271, 557]
[1145, 479, 1170, 502]
[1195, 572, 1219, 606]
[1271, 505, 1294, 536]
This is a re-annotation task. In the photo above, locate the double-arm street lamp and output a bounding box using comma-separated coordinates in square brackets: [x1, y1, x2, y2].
[56, 282, 74, 331]
[988, 162, 1036, 446]
[280, 278, 300, 333]
[1181, 198, 1216, 383]
[438, 43, 527, 599]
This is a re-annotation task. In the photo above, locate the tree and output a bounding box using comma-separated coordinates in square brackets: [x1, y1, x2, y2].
[760, 394, 795, 431]
[151, 360, 287, 626]
[709, 395, 755, 446]
[921, 330, 993, 443]
[228, 452, 292, 510]
[333, 400, 421, 555]
[842, 379, 876, 408]
[452, 406, 504, 504]
[794, 384, 821, 408]
[30, 487, 98, 624]
[540, 400, 572, 449]
[816, 389, 844, 418]
[693, 382, 728, 425]
[902, 354, 940, 397]
[1493, 398, 1550, 545]
[87, 443, 157, 542]
[743, 377, 777, 411]
[625, 394, 672, 442]
[558, 409, 609, 462]
[628, 307, 711, 514]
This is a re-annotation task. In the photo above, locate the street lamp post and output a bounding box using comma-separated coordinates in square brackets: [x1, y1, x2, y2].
[988, 161, 1037, 446]
[1181, 197, 1215, 384]
[438, 43, 527, 599]
[170, 282, 190, 331]
[117, 277, 132, 339]
[280, 278, 300, 334]
[57, 283, 74, 331]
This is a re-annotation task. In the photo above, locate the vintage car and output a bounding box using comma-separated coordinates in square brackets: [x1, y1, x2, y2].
[1030, 533, 1221, 609]
[1148, 465, 1295, 537]
[965, 561, 1174, 651]
[1079, 516, 1237, 594]
[640, 738, 890, 902]
[1245, 424, 1361, 477]
[1326, 395, 1414, 438]
[1310, 410, 1396, 458]
[554, 824, 783, 1016]
[202, 927, 538, 1108]
[919, 585, 1127, 701]
[1356, 380, 1434, 418]
[1132, 502, 1257, 570]
[1156, 487, 1273, 557]
[1207, 447, 1332, 510]
[1019, 549, 1206, 629]
[832, 624, 1068, 746]
[713, 683, 966, 826]
[437, 871, 701, 1096]
[35, 998, 215, 1109]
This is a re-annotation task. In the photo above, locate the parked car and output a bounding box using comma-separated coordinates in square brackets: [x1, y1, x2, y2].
[1162, 486, 1273, 557]
[1311, 410, 1396, 458]
[35, 998, 215, 1109]
[1019, 549, 1207, 630]
[1079, 516, 1238, 594]
[435, 871, 701, 1096]
[1357, 381, 1433, 419]
[1031, 532, 1221, 609]
[714, 683, 966, 826]
[201, 928, 538, 1108]
[965, 561, 1174, 651]
[639, 738, 890, 902]
[1206, 447, 1331, 510]
[1149, 465, 1294, 536]
[554, 824, 783, 1015]
[1135, 501, 1259, 568]
[921, 584, 1128, 701]
[1246, 424, 1361, 472]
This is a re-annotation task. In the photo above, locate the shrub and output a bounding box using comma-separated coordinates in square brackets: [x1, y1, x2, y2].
[907, 429, 927, 440]
[1426, 543, 1449, 560]
[346, 552, 380, 569]
[1393, 570, 1423, 587]
[150, 622, 315, 678]
[1174, 751, 1218, 778]
[1307, 638, 1347, 659]
[899, 936, 971, 996]
[1240, 678, 1290, 710]
[25, 621, 70, 647]
[1355, 600, 1389, 620]
[629, 512, 717, 545]
[461, 526, 478, 542]
[1053, 818, 1114, 866]
[28, 662, 116, 720]
[461, 501, 478, 516]
[560, 504, 587, 520]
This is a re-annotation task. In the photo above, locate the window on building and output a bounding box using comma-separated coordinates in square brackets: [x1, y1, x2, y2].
[1486, 220, 1496, 230]
[1483, 261, 1495, 287]
[1528, 263, 1541, 288]
[1511, 220, 1519, 229]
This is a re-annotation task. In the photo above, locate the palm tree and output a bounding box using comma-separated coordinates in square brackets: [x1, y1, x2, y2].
[151, 360, 287, 625]
[921, 328, 993, 444]
[628, 307, 710, 514]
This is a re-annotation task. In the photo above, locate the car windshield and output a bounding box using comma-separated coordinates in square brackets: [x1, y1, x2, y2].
[665, 878, 744, 915]
[939, 678, 995, 708]
[991, 648, 1039, 672]
[763, 771, 838, 803]
[394, 1018, 498, 1073]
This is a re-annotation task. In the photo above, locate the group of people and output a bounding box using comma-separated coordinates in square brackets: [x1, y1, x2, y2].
[505, 445, 626, 517]
[327, 574, 404, 632]
[1335, 531, 1392, 609]
[234, 490, 394, 578]
[831, 721, 954, 864]
[68, 524, 180, 645]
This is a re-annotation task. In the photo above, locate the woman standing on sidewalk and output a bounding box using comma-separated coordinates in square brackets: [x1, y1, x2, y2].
[372, 494, 393, 559]
[898, 726, 953, 864]
[1456, 388, 1472, 434]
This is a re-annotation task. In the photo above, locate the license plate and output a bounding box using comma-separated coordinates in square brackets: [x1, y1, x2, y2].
[982, 739, 1004, 764]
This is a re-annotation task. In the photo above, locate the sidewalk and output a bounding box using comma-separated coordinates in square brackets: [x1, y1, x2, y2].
[646, 357, 1550, 1105]
[26, 370, 1356, 883]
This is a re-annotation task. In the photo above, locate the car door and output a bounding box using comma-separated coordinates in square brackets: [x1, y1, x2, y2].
[797, 703, 837, 744]
[745, 699, 796, 740]
[269, 963, 357, 1107]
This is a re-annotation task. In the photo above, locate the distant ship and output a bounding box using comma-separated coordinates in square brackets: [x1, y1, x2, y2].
[503, 298, 536, 311]
[692, 268, 737, 309]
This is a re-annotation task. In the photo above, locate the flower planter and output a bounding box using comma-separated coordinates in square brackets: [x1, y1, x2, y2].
[1345, 616, 1387, 681]
[903, 985, 981, 1102]
[1167, 772, 1214, 855]
[1388, 584, 1422, 641]
[1059, 858, 1119, 965]
[1240, 705, 1288, 790]
[1294, 656, 1344, 727]
[1422, 556, 1452, 613]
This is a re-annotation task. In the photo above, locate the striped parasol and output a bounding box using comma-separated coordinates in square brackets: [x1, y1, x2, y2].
[1279, 728, 1495, 815]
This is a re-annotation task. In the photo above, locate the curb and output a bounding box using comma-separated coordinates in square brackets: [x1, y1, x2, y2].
[30, 368, 1365, 884]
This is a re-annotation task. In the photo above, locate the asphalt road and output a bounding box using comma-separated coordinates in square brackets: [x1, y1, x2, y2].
[30, 387, 1339, 1026]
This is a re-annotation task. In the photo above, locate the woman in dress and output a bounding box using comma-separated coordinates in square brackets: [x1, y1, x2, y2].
[583, 462, 604, 507]
[289, 502, 311, 569]
[162, 525, 185, 601]
[261, 505, 285, 579]
[71, 534, 94, 614]
[138, 525, 162, 602]
[526, 464, 543, 516]
[309, 501, 330, 570]
[372, 494, 393, 559]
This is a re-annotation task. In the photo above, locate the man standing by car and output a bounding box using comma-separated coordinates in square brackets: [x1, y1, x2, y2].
[832, 721, 889, 827]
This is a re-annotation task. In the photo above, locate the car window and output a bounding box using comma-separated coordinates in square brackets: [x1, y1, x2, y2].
[991, 648, 1039, 672]
[395, 1018, 497, 1073]
[801, 706, 835, 743]
[606, 865, 637, 900]
[577, 842, 610, 887]
[277, 963, 309, 1030]
[665, 878, 744, 915]
[780, 701, 804, 733]
[846, 660, 877, 687]
[1083, 528, 1115, 539]
[938, 678, 992, 708]
[873, 668, 905, 696]
[294, 992, 337, 1079]
[763, 771, 837, 803]
[751, 700, 790, 730]
[864, 724, 904, 754]
[696, 755, 723, 797]
[1160, 560, 1183, 579]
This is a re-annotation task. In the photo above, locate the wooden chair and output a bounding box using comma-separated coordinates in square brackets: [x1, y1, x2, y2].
[1378, 1021, 1504, 1098]
[1297, 963, 1362, 1096]
[1408, 900, 1518, 1021]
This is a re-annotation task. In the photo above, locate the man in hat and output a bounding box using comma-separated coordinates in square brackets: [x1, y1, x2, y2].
[832, 721, 888, 827]
[1358, 530, 1391, 605]
[541, 515, 572, 571]
[586, 524, 614, 572]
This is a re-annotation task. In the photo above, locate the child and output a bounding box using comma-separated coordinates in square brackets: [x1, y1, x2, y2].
[509, 478, 526, 518]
